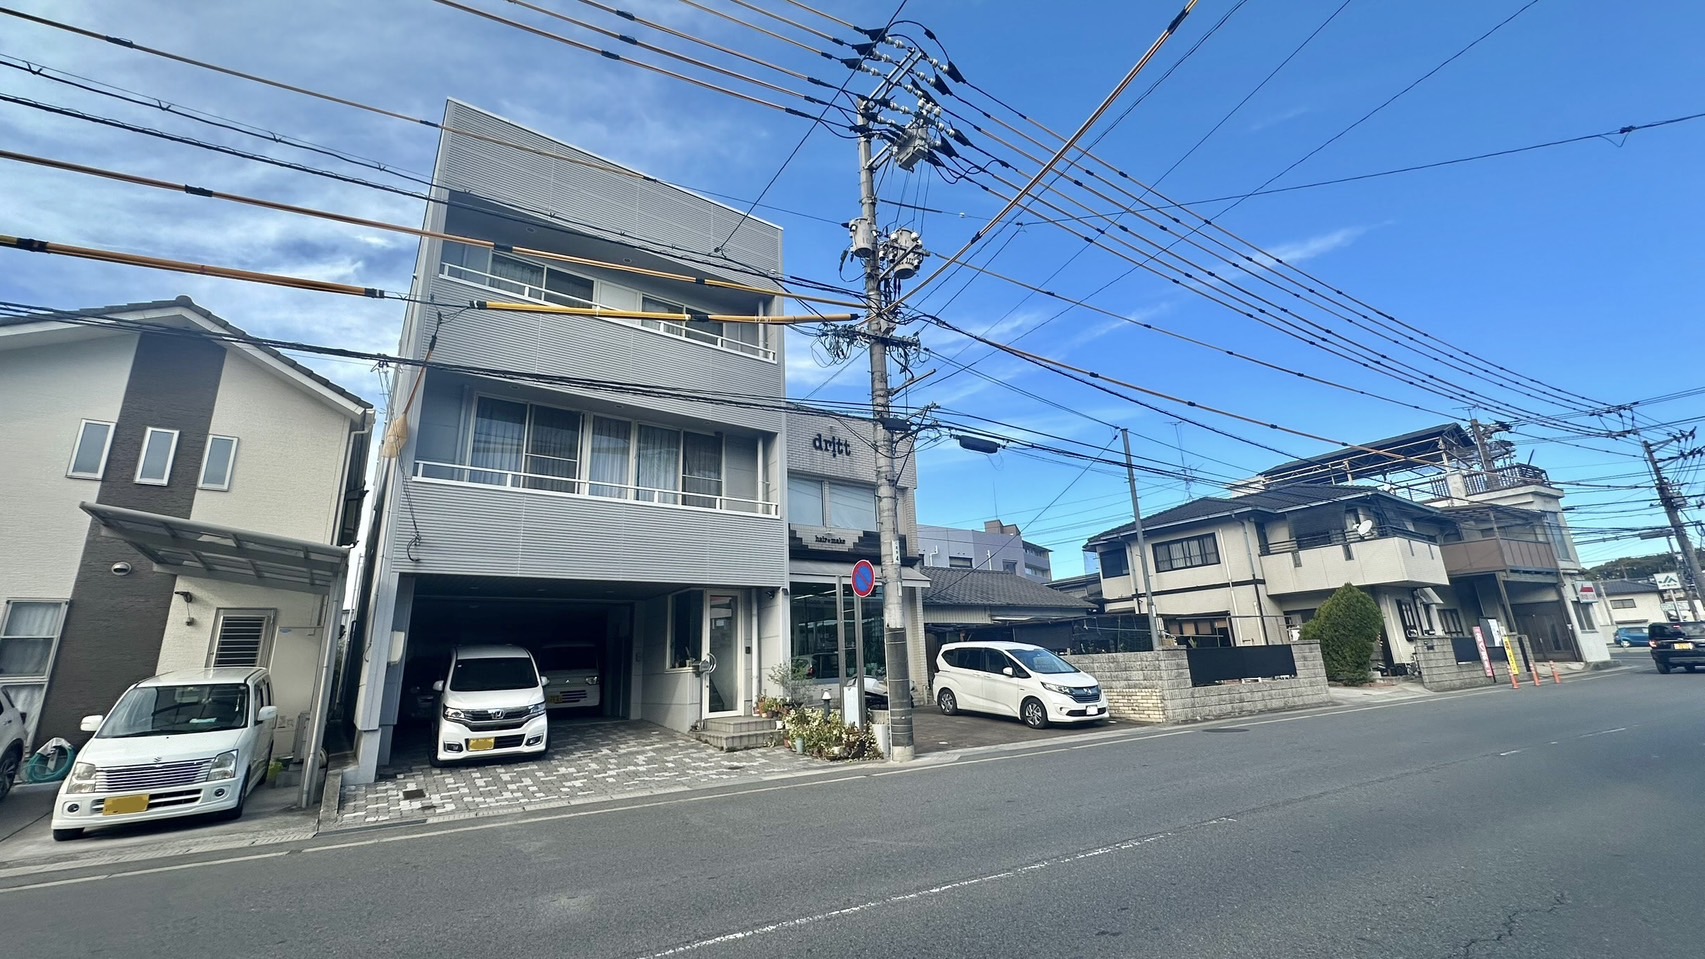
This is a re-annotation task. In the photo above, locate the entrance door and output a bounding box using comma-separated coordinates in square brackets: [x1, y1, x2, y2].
[1513, 604, 1578, 662]
[703, 593, 743, 716]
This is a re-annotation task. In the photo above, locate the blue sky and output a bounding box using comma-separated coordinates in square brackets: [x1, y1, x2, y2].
[3, 1, 1702, 575]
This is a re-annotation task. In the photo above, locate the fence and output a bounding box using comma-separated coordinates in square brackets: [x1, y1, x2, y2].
[1066, 644, 1329, 724]
[1185, 645, 1298, 687]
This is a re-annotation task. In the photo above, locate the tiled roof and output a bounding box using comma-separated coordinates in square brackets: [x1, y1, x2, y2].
[1084, 484, 1388, 547]
[1600, 578, 1661, 596]
[0, 297, 372, 411]
[922, 568, 1093, 611]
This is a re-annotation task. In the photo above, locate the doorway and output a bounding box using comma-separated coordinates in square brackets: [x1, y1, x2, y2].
[703, 593, 743, 716]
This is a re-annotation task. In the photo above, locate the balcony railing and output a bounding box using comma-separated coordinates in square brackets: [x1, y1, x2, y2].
[440, 263, 775, 362]
[1261, 525, 1439, 556]
[1465, 463, 1552, 494]
[412, 460, 780, 517]
[1440, 536, 1559, 576]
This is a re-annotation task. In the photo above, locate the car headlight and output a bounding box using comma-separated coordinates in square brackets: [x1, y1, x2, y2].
[64, 761, 97, 794]
[443, 706, 470, 722]
[526, 703, 548, 717]
[1041, 682, 1076, 695]
[207, 750, 239, 782]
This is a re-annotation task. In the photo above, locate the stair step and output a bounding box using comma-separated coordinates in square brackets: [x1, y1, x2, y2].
[696, 729, 778, 751]
[699, 717, 782, 735]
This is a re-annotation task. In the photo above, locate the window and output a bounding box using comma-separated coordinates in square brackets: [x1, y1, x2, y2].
[788, 477, 878, 530]
[209, 610, 273, 668]
[1542, 514, 1574, 564]
[1168, 616, 1232, 648]
[1396, 601, 1419, 632]
[1002, 560, 1019, 574]
[635, 425, 682, 504]
[588, 417, 633, 498]
[67, 420, 114, 479]
[1098, 547, 1130, 578]
[682, 432, 723, 508]
[135, 427, 179, 485]
[948, 557, 972, 569]
[1152, 534, 1219, 573]
[199, 435, 239, 490]
[1610, 598, 1636, 610]
[643, 296, 761, 351]
[670, 591, 704, 669]
[1572, 601, 1596, 630]
[1025, 565, 1048, 578]
[788, 476, 825, 524]
[0, 600, 66, 678]
[1439, 609, 1466, 635]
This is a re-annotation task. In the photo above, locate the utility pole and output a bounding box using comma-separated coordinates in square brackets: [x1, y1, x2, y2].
[1642, 436, 1705, 621]
[849, 59, 938, 761]
[1120, 429, 1164, 649]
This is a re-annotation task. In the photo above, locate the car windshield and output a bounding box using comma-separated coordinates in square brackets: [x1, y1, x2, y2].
[450, 656, 539, 691]
[97, 684, 250, 738]
[537, 646, 597, 672]
[1005, 647, 1077, 674]
[1655, 623, 1705, 639]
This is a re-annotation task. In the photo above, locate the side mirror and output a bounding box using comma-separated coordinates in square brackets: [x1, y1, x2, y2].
[539, 676, 551, 687]
[256, 705, 279, 725]
[80, 714, 103, 733]
[431, 680, 444, 693]
[1001, 666, 1014, 678]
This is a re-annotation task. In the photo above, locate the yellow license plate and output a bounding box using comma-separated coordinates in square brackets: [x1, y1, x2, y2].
[467, 738, 496, 751]
[1675, 642, 1694, 650]
[103, 794, 149, 816]
[548, 694, 563, 704]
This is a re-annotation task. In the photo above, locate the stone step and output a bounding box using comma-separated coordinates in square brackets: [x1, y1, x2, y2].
[699, 716, 782, 735]
[696, 728, 778, 751]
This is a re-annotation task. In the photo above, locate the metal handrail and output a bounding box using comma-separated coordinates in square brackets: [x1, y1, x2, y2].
[412, 459, 780, 517]
[439, 263, 775, 361]
[1261, 524, 1439, 556]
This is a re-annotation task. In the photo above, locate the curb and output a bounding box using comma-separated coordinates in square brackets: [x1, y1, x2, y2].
[317, 766, 343, 831]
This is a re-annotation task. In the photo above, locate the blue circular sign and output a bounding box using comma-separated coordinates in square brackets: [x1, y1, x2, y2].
[851, 560, 876, 597]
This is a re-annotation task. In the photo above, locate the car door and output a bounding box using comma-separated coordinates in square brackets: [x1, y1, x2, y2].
[246, 679, 271, 786]
[983, 650, 1029, 717]
[943, 648, 987, 712]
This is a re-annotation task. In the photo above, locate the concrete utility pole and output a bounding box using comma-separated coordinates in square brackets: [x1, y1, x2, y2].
[851, 61, 937, 761]
[1642, 436, 1705, 620]
[1120, 429, 1164, 649]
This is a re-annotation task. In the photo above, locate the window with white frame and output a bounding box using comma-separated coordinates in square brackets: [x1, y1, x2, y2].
[787, 477, 877, 530]
[67, 420, 114, 479]
[135, 427, 179, 485]
[0, 600, 66, 679]
[1609, 598, 1637, 609]
[199, 435, 239, 490]
[641, 296, 763, 352]
[209, 610, 274, 668]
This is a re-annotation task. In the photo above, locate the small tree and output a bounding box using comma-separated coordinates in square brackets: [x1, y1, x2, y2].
[1302, 583, 1383, 685]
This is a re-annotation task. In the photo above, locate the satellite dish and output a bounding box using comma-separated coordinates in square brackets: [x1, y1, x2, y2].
[1354, 519, 1376, 538]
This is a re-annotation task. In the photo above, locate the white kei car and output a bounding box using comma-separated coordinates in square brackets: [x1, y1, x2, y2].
[52, 668, 277, 841]
[933, 641, 1108, 728]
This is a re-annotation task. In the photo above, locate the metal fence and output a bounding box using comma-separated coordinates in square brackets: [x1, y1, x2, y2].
[1185, 645, 1299, 687]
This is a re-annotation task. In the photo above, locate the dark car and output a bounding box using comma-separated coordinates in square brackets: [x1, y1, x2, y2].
[1613, 626, 1650, 648]
[1648, 622, 1705, 673]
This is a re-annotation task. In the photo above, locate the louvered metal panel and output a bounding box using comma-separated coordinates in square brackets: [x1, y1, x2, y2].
[212, 616, 267, 667]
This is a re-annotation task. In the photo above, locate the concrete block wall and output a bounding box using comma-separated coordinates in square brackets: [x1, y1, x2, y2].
[1414, 643, 1503, 692]
[1068, 644, 1329, 724]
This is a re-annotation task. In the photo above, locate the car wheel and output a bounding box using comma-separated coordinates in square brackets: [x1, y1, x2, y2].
[0, 745, 22, 802]
[428, 754, 448, 768]
[52, 827, 83, 842]
[1020, 698, 1048, 729]
[1656, 661, 1672, 674]
[936, 688, 958, 716]
[220, 775, 249, 822]
[1617, 639, 1631, 648]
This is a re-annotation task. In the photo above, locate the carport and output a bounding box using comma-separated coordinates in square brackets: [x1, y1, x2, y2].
[79, 503, 349, 810]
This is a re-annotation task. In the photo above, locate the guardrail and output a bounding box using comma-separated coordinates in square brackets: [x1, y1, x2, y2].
[412, 460, 780, 516]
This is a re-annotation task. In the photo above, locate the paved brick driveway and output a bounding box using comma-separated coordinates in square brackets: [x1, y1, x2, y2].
[336, 719, 821, 827]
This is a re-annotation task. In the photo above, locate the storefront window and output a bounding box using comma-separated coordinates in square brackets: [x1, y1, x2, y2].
[788, 582, 886, 686]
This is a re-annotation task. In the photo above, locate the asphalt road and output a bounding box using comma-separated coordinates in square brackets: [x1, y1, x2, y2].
[2, 665, 1697, 958]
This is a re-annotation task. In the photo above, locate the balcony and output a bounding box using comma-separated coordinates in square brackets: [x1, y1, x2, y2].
[413, 460, 778, 517]
[1259, 526, 1449, 596]
[1440, 536, 1559, 577]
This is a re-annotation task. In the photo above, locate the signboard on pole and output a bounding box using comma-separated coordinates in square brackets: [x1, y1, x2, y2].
[1655, 571, 1683, 591]
[851, 559, 876, 598]
[1471, 626, 1494, 678]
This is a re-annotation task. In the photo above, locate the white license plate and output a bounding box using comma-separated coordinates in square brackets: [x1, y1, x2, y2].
[1086, 706, 1102, 715]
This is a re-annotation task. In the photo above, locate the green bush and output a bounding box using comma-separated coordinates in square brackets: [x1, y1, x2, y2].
[777, 707, 880, 760]
[1302, 583, 1384, 685]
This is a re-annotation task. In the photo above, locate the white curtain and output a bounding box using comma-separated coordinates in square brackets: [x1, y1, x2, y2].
[470, 398, 526, 485]
[827, 481, 877, 530]
[636, 426, 681, 503]
[589, 417, 632, 498]
[788, 476, 824, 525]
[525, 406, 581, 492]
[682, 433, 722, 508]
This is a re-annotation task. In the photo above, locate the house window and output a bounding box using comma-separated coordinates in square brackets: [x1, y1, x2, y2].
[1002, 560, 1019, 574]
[1152, 533, 1219, 573]
[787, 478, 878, 530]
[209, 610, 274, 668]
[1168, 616, 1232, 648]
[1609, 598, 1636, 610]
[199, 435, 239, 490]
[1397, 601, 1420, 632]
[0, 600, 66, 678]
[682, 432, 724, 509]
[1439, 609, 1466, 635]
[135, 427, 179, 485]
[643, 296, 762, 352]
[1098, 547, 1130, 578]
[67, 420, 114, 479]
[1025, 564, 1048, 578]
[589, 417, 633, 498]
[1572, 601, 1596, 630]
[469, 398, 583, 492]
[669, 591, 703, 670]
[948, 557, 972, 569]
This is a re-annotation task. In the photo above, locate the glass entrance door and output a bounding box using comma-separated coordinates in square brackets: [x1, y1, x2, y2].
[703, 593, 743, 716]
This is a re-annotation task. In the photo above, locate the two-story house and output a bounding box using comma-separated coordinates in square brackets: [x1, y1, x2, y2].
[348, 102, 930, 783]
[0, 298, 372, 757]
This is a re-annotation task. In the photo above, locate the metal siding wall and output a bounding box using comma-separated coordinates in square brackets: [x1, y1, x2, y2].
[389, 482, 786, 585]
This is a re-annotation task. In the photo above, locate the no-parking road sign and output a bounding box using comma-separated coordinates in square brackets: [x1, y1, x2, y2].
[851, 559, 876, 597]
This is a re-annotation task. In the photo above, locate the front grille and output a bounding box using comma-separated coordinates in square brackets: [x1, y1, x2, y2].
[96, 759, 212, 792]
[493, 735, 526, 749]
[554, 689, 588, 703]
[461, 706, 535, 722]
[1068, 686, 1102, 703]
[464, 717, 529, 732]
[94, 786, 205, 811]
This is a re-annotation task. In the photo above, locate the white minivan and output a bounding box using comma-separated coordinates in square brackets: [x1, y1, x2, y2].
[933, 641, 1108, 728]
[432, 645, 550, 766]
[52, 668, 277, 841]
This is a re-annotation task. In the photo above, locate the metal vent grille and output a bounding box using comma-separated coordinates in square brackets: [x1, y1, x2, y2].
[212, 616, 268, 667]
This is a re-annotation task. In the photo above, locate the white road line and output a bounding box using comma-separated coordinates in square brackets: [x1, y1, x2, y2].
[1499, 750, 1523, 756]
[628, 817, 1239, 959]
[1578, 726, 1628, 738]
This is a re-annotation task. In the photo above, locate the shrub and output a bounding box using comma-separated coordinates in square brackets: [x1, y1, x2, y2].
[777, 707, 880, 760]
[766, 658, 815, 705]
[1302, 583, 1384, 685]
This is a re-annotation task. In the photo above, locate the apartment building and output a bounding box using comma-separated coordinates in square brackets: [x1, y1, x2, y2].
[918, 521, 1053, 581]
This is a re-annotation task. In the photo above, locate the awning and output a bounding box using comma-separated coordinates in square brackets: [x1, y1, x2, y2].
[80, 502, 347, 593]
[788, 558, 932, 586]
